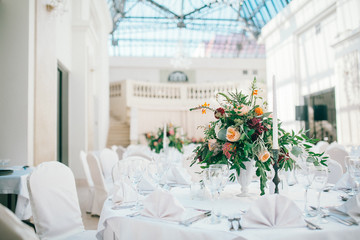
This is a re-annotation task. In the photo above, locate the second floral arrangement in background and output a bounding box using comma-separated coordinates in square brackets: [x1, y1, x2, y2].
[144, 123, 185, 153]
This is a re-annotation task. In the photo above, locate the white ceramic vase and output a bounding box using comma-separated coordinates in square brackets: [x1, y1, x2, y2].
[236, 160, 255, 197]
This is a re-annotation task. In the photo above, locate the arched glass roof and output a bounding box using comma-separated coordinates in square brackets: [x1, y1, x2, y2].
[108, 0, 292, 58]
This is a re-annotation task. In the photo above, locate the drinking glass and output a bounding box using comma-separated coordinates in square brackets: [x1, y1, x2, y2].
[203, 165, 224, 224]
[128, 159, 147, 210]
[296, 162, 316, 217]
[147, 160, 163, 188]
[348, 157, 360, 194]
[311, 165, 328, 223]
[0, 159, 10, 168]
[211, 164, 229, 191]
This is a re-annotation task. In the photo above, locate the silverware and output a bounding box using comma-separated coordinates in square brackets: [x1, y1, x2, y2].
[310, 206, 355, 226]
[180, 211, 211, 226]
[126, 212, 141, 217]
[228, 219, 235, 231]
[305, 219, 322, 230]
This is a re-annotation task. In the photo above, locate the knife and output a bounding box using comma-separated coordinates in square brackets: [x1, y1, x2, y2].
[310, 206, 355, 226]
[179, 211, 211, 226]
[305, 219, 322, 230]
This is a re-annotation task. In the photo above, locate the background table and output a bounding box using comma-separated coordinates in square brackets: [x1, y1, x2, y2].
[97, 182, 360, 240]
[0, 166, 33, 220]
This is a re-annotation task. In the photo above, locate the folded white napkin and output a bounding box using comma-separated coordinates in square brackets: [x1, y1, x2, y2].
[141, 189, 185, 221]
[166, 166, 192, 185]
[334, 172, 356, 190]
[241, 195, 306, 229]
[336, 193, 360, 222]
[138, 176, 156, 191]
[112, 182, 138, 204]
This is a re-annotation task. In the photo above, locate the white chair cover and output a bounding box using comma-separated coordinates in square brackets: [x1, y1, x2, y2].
[111, 145, 126, 160]
[112, 156, 151, 183]
[87, 153, 109, 216]
[316, 141, 329, 153]
[327, 159, 343, 184]
[27, 162, 96, 240]
[80, 151, 94, 214]
[99, 148, 119, 182]
[326, 144, 349, 173]
[0, 203, 39, 240]
[124, 145, 152, 159]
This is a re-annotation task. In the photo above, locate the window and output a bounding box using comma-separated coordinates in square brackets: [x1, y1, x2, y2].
[168, 71, 188, 82]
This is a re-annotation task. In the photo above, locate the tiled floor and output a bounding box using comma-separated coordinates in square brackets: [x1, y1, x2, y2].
[76, 184, 99, 230]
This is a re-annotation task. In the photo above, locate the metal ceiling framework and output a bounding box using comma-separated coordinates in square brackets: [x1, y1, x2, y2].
[107, 0, 292, 58]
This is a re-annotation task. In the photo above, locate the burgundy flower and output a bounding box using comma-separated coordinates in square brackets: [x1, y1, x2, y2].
[247, 118, 268, 141]
[222, 142, 236, 159]
[214, 107, 226, 119]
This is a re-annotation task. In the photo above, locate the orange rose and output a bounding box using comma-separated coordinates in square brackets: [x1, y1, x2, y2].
[255, 107, 263, 116]
[258, 150, 270, 162]
[253, 90, 258, 95]
[154, 142, 158, 146]
[226, 127, 241, 142]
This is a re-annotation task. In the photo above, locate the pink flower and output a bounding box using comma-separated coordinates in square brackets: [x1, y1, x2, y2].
[222, 142, 235, 159]
[168, 128, 175, 136]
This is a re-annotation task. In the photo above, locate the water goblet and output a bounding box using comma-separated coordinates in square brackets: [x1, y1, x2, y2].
[348, 157, 360, 194]
[295, 162, 316, 217]
[128, 159, 147, 210]
[311, 165, 328, 223]
[203, 165, 224, 224]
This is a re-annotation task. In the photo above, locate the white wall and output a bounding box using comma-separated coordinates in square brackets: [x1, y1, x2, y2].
[0, 0, 35, 166]
[110, 57, 266, 84]
[261, 0, 360, 146]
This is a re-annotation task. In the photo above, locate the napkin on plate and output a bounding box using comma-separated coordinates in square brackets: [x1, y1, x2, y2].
[141, 189, 185, 221]
[241, 194, 306, 229]
[335, 193, 360, 223]
[166, 166, 192, 185]
[334, 172, 356, 190]
[138, 176, 156, 192]
[112, 182, 138, 204]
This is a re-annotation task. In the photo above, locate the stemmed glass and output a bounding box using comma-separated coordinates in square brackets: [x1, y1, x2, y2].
[147, 159, 163, 189]
[203, 165, 225, 224]
[128, 159, 147, 210]
[296, 162, 315, 217]
[311, 165, 328, 223]
[348, 157, 360, 195]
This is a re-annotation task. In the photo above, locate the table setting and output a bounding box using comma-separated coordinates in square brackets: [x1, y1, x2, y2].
[96, 78, 360, 240]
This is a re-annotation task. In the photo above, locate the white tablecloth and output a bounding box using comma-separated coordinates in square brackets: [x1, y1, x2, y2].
[0, 166, 32, 220]
[97, 182, 360, 240]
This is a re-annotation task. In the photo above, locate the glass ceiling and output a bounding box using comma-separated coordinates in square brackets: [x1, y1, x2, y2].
[108, 0, 292, 58]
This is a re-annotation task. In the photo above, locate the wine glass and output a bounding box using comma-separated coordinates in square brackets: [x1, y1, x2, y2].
[348, 157, 360, 194]
[0, 159, 10, 168]
[311, 165, 328, 223]
[128, 159, 147, 210]
[295, 162, 316, 217]
[147, 160, 163, 188]
[203, 165, 224, 224]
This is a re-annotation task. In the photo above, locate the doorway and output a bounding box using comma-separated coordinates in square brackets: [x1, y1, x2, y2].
[304, 88, 337, 142]
[57, 64, 69, 165]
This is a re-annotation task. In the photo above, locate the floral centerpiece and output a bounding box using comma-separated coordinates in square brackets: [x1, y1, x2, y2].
[144, 123, 184, 153]
[190, 78, 327, 195]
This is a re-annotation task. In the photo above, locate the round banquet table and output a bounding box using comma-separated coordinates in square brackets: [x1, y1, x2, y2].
[97, 182, 360, 240]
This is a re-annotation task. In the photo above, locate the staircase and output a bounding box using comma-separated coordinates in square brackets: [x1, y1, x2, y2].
[106, 119, 130, 147]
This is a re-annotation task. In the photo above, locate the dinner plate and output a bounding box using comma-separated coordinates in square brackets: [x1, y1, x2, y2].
[0, 169, 14, 176]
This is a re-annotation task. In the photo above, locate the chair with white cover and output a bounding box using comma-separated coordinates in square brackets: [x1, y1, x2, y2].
[27, 162, 96, 240]
[326, 144, 349, 173]
[112, 156, 151, 183]
[87, 153, 109, 216]
[79, 151, 94, 214]
[315, 141, 329, 154]
[111, 145, 126, 160]
[0, 203, 39, 240]
[327, 159, 343, 184]
[99, 148, 119, 183]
